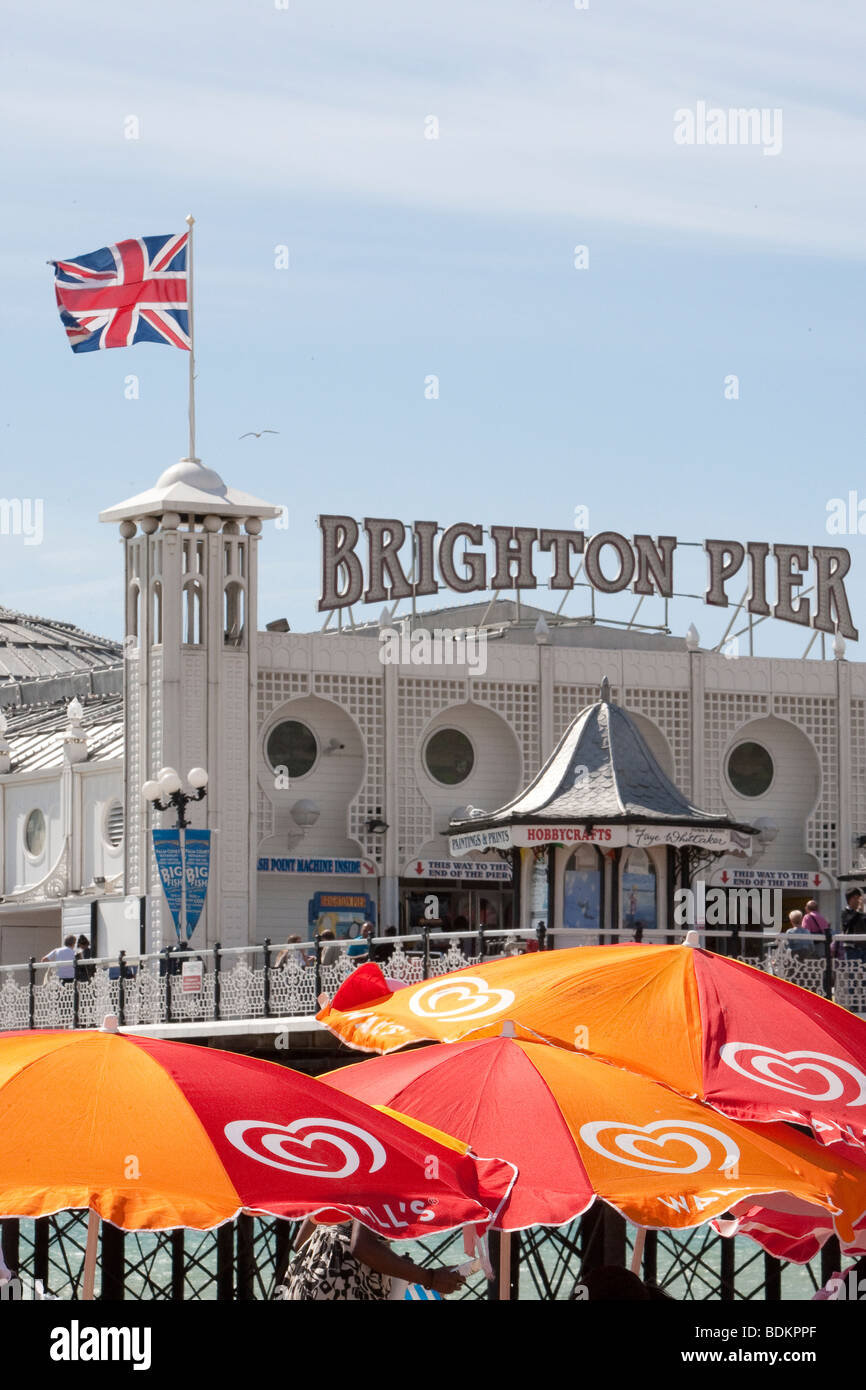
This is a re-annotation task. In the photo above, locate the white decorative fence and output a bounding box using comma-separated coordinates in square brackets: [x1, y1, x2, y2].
[1, 927, 864, 1032]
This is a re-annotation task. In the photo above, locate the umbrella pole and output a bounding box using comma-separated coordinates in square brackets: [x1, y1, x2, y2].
[81, 1209, 99, 1301]
[499, 1230, 511, 1301]
[630, 1226, 646, 1275]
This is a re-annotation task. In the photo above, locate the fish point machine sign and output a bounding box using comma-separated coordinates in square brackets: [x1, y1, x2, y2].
[317, 517, 860, 640]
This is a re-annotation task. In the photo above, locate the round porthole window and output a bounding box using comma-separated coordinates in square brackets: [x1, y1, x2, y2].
[726, 741, 774, 798]
[424, 728, 475, 786]
[25, 808, 46, 857]
[266, 720, 318, 780]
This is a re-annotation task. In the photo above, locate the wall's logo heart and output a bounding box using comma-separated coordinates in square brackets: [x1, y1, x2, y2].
[224, 1118, 387, 1180]
[407, 976, 515, 1022]
[719, 1044, 866, 1106]
[579, 1119, 740, 1175]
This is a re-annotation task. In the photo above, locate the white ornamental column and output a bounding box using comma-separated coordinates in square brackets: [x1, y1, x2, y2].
[101, 459, 280, 950]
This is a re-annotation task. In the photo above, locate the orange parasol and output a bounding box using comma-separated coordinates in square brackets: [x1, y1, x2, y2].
[318, 946, 866, 1150]
[324, 1033, 866, 1245]
[0, 1023, 516, 1297]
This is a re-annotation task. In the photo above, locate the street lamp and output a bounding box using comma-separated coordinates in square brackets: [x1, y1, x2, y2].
[142, 766, 209, 827]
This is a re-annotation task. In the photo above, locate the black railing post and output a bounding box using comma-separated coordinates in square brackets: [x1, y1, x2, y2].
[72, 967, 80, 1029]
[633, 922, 643, 943]
[764, 1253, 782, 1301]
[536, 922, 547, 952]
[213, 941, 222, 1021]
[117, 952, 126, 1026]
[101, 1220, 125, 1301]
[510, 1230, 521, 1300]
[824, 929, 834, 999]
[263, 938, 271, 1017]
[720, 1231, 736, 1300]
[216, 1221, 234, 1301]
[171, 1228, 185, 1301]
[163, 948, 173, 1023]
[422, 922, 431, 978]
[28, 957, 35, 1029]
[486, 1228, 502, 1301]
[314, 934, 323, 1000]
[237, 1214, 255, 1301]
[0, 1219, 19, 1276]
[34, 1217, 49, 1289]
[821, 1235, 841, 1288]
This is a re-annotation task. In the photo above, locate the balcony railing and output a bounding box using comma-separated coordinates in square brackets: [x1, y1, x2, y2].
[2, 926, 864, 1032]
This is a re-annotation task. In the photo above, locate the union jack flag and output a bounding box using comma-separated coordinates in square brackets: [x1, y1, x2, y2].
[50, 232, 189, 353]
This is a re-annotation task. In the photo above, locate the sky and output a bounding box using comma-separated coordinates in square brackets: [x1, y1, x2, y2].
[2, 0, 865, 657]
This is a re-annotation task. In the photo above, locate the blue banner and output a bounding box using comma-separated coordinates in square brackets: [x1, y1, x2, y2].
[184, 829, 212, 940]
[152, 829, 184, 943]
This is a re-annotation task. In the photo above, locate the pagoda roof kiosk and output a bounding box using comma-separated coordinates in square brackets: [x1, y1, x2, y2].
[448, 678, 756, 941]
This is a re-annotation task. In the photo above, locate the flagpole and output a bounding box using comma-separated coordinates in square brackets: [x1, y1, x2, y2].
[185, 213, 196, 460]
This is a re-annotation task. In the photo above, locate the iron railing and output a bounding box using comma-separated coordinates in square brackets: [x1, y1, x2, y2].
[3, 926, 865, 1033]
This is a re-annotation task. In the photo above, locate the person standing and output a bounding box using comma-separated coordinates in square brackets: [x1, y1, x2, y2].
[802, 900, 829, 935]
[841, 889, 866, 963]
[41, 935, 77, 983]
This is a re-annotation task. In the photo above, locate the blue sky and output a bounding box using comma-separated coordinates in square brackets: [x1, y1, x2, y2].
[2, 0, 865, 655]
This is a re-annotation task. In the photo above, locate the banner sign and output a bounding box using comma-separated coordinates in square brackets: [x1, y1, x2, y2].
[257, 856, 378, 876]
[448, 827, 513, 854]
[318, 516, 859, 641]
[404, 858, 512, 882]
[512, 825, 626, 848]
[183, 829, 212, 940]
[629, 825, 752, 853]
[152, 829, 184, 943]
[451, 823, 751, 856]
[708, 866, 833, 891]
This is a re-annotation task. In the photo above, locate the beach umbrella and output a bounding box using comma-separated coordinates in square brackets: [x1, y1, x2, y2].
[712, 1198, 866, 1265]
[317, 946, 866, 1150]
[0, 1022, 515, 1297]
[323, 1034, 866, 1255]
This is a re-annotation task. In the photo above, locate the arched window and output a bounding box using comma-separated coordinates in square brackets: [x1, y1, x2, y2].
[127, 581, 141, 649]
[621, 847, 657, 932]
[183, 578, 203, 645]
[563, 844, 601, 930]
[224, 581, 245, 646]
[151, 581, 163, 645]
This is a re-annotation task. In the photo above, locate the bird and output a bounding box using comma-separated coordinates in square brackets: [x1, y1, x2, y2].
[239, 429, 279, 439]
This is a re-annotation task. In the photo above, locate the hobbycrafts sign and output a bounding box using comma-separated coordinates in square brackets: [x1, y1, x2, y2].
[318, 517, 859, 640]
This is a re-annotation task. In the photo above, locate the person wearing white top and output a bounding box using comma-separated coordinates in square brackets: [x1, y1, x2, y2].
[41, 934, 78, 981]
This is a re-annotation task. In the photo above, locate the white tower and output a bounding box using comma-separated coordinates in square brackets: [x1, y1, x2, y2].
[100, 459, 280, 949]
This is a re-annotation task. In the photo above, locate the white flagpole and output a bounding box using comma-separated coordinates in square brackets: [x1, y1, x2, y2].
[185, 213, 197, 461]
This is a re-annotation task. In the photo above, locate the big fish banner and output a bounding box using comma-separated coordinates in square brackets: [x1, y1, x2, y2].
[152, 828, 184, 942]
[183, 829, 212, 940]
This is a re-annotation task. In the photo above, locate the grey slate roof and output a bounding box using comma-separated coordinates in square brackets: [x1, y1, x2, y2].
[0, 606, 121, 691]
[452, 683, 754, 832]
[4, 693, 123, 772]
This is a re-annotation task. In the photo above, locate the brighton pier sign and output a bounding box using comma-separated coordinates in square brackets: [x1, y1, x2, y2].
[318, 517, 859, 640]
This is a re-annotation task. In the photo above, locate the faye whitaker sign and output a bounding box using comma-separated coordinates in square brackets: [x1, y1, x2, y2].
[317, 518, 859, 640]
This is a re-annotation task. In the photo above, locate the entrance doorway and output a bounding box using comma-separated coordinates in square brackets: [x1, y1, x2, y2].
[399, 884, 514, 941]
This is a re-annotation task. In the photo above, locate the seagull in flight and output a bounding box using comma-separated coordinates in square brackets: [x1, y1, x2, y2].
[239, 429, 279, 439]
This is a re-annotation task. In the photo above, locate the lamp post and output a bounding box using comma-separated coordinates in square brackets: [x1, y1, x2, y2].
[142, 766, 208, 827]
[142, 767, 209, 946]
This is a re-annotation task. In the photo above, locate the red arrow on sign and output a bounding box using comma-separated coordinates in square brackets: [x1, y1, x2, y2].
[720, 870, 730, 884]
[813, 874, 822, 887]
